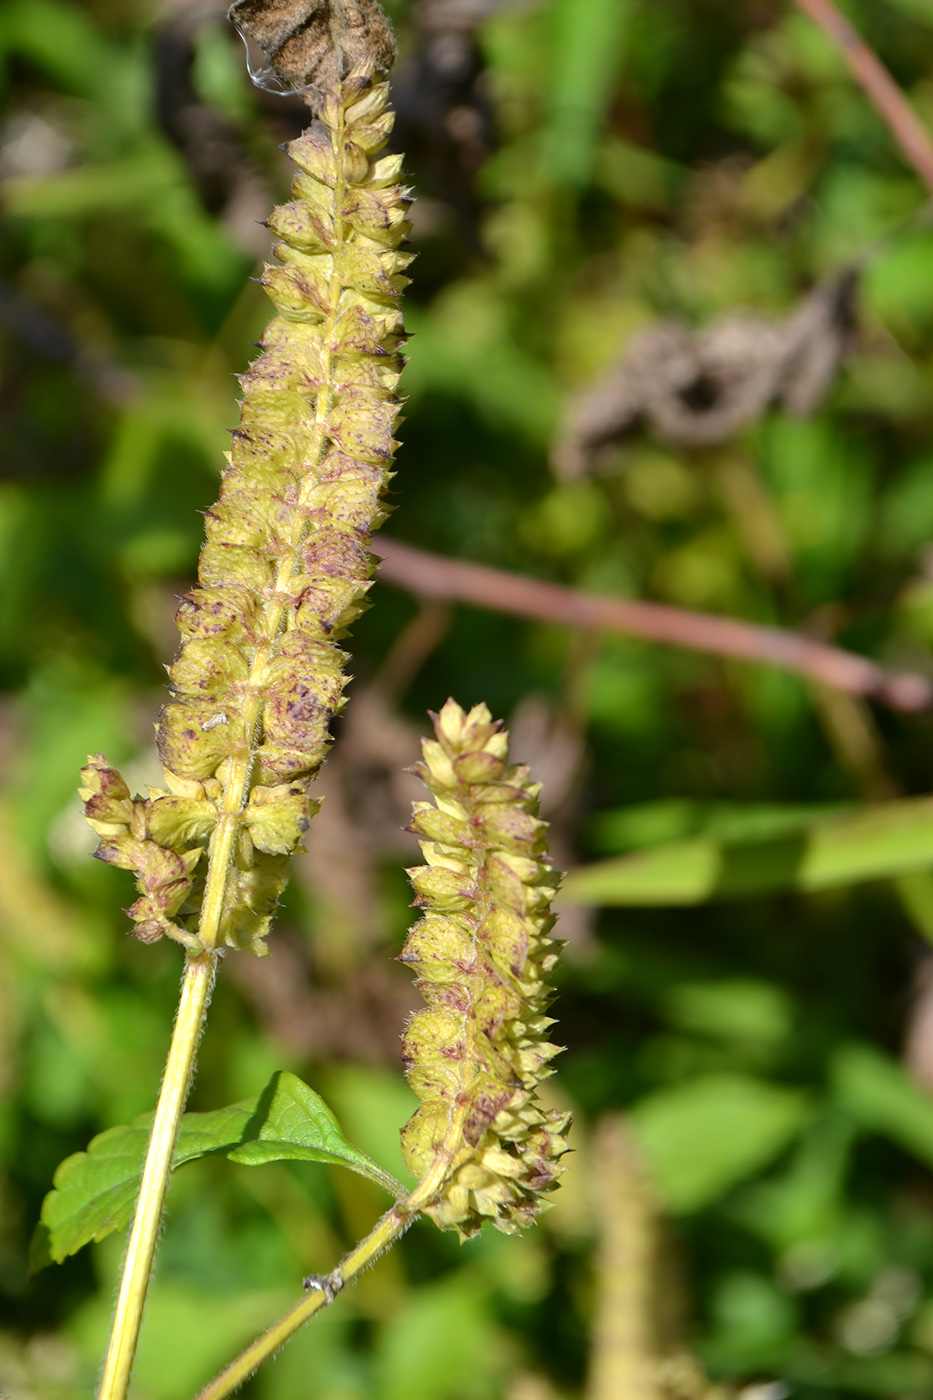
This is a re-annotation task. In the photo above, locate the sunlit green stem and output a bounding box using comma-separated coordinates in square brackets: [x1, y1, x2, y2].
[194, 1202, 411, 1400]
[193, 1130, 469, 1400]
[97, 952, 217, 1400]
[97, 730, 265, 1400]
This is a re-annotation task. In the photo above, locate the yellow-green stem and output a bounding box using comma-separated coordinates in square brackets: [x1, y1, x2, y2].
[193, 1125, 469, 1400]
[97, 951, 217, 1400]
[98, 638, 272, 1398]
[194, 1203, 410, 1400]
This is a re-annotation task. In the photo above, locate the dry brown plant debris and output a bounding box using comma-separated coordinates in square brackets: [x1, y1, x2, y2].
[229, 0, 397, 94]
[552, 273, 857, 479]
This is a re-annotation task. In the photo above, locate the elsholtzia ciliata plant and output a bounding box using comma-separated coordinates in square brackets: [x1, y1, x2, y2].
[34, 5, 567, 1399]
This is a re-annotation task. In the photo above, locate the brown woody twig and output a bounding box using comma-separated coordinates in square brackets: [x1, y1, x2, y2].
[376, 538, 933, 713]
[794, 0, 933, 195]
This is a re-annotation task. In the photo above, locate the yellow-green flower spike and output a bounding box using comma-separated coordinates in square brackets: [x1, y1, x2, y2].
[399, 700, 570, 1239]
[81, 62, 409, 956]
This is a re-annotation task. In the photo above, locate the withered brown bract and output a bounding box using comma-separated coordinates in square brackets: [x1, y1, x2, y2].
[227, 0, 397, 94]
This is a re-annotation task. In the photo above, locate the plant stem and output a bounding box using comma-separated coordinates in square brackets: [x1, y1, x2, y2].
[98, 78, 392, 1398]
[99, 774, 252, 1398]
[793, 0, 933, 196]
[194, 1202, 412, 1400]
[376, 538, 933, 712]
[194, 1131, 467, 1400]
[97, 951, 217, 1400]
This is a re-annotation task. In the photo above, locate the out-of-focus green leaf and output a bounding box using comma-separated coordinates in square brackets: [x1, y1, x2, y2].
[893, 868, 933, 946]
[880, 453, 933, 555]
[877, 0, 933, 25]
[518, 481, 610, 558]
[588, 799, 852, 855]
[191, 21, 253, 123]
[630, 1074, 810, 1211]
[375, 1275, 505, 1400]
[33, 1072, 404, 1267]
[761, 417, 874, 602]
[596, 136, 683, 210]
[664, 978, 794, 1050]
[832, 1044, 933, 1166]
[824, 1352, 933, 1395]
[68, 1281, 295, 1400]
[730, 1113, 856, 1252]
[16, 659, 132, 865]
[543, 0, 632, 186]
[562, 797, 933, 906]
[867, 235, 933, 344]
[404, 295, 560, 443]
[704, 1270, 798, 1373]
[2, 150, 179, 219]
[0, 0, 117, 97]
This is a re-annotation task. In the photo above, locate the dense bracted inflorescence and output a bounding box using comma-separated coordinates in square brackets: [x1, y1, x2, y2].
[81, 65, 410, 956]
[399, 700, 569, 1239]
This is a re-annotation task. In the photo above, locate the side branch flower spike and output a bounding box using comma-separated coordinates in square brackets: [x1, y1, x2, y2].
[184, 706, 567, 1400]
[399, 700, 569, 1239]
[81, 65, 410, 958]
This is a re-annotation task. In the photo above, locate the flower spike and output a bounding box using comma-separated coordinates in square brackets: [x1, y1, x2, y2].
[399, 700, 570, 1240]
[81, 64, 409, 957]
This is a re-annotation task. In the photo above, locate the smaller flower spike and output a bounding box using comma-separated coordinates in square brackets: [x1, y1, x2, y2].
[399, 701, 569, 1239]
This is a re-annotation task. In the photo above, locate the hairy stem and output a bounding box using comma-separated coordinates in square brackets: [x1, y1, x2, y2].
[97, 953, 216, 1400]
[192, 1145, 459, 1400]
[193, 1204, 408, 1400]
[97, 691, 290, 1398]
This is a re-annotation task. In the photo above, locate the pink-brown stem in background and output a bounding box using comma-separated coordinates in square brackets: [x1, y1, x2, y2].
[794, 0, 933, 195]
[376, 538, 933, 713]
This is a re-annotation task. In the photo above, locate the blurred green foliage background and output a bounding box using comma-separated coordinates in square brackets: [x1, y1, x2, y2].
[10, 0, 933, 1395]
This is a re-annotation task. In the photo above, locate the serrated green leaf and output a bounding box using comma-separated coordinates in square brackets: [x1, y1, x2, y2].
[562, 796, 933, 906]
[223, 1072, 403, 1192]
[33, 1071, 404, 1268]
